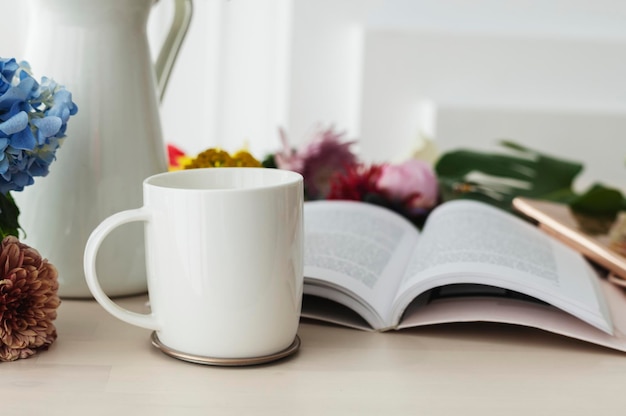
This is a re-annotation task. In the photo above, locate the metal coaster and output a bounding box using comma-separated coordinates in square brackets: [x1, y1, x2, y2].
[150, 332, 300, 366]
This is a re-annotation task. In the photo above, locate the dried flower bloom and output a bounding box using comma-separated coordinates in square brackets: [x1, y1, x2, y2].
[0, 236, 60, 362]
[275, 126, 358, 199]
[377, 159, 439, 211]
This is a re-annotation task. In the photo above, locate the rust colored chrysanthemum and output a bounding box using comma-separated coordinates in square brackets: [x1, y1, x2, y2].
[0, 236, 60, 362]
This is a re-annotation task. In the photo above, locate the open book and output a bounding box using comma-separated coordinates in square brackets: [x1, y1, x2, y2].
[302, 199, 626, 352]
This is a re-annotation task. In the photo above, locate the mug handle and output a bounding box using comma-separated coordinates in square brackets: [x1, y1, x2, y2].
[83, 208, 160, 331]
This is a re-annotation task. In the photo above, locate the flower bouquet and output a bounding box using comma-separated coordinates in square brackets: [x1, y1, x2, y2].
[170, 126, 441, 228]
[0, 57, 78, 361]
[169, 124, 625, 232]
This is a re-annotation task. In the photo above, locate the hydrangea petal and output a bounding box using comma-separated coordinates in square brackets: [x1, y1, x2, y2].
[0, 58, 19, 93]
[32, 116, 62, 141]
[0, 89, 20, 113]
[27, 159, 50, 177]
[0, 111, 28, 135]
[0, 57, 77, 194]
[0, 155, 8, 175]
[7, 127, 36, 151]
[8, 171, 33, 190]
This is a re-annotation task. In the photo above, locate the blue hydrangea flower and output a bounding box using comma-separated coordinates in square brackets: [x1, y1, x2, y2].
[0, 57, 78, 194]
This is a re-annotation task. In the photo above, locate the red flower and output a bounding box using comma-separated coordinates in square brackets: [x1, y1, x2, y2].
[328, 162, 436, 227]
[327, 164, 384, 201]
[167, 143, 187, 169]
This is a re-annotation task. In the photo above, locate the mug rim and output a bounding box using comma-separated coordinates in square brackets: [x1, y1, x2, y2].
[144, 167, 303, 191]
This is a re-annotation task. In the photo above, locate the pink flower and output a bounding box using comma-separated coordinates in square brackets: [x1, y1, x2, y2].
[275, 126, 358, 199]
[377, 159, 439, 211]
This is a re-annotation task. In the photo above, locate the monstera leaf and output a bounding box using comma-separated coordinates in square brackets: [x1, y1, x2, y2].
[435, 141, 625, 216]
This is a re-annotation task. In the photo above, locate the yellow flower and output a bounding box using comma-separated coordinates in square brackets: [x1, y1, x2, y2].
[183, 148, 261, 169]
[184, 148, 235, 169]
[232, 150, 262, 167]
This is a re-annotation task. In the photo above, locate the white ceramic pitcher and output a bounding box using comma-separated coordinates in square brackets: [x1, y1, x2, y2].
[14, 0, 193, 298]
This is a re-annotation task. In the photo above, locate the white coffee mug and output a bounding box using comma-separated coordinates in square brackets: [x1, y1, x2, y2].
[84, 168, 304, 362]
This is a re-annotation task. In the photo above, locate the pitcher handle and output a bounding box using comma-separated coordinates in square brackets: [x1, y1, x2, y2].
[155, 0, 194, 101]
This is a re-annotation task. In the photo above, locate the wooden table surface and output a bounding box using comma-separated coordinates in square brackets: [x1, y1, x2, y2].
[3, 294, 626, 415]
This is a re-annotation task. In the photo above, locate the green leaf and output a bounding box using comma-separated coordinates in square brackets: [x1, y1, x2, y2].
[261, 154, 277, 168]
[0, 192, 21, 238]
[569, 184, 626, 215]
[435, 141, 585, 213]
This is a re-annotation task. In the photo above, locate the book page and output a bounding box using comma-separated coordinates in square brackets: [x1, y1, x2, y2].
[303, 200, 419, 329]
[392, 200, 612, 334]
[398, 277, 626, 353]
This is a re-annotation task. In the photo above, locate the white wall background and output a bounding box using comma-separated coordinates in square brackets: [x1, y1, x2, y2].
[358, 0, 626, 191]
[2, 0, 625, 191]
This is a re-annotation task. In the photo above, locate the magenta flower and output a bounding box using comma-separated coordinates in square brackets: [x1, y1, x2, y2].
[275, 126, 358, 199]
[377, 159, 439, 211]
